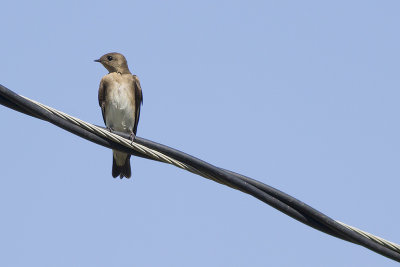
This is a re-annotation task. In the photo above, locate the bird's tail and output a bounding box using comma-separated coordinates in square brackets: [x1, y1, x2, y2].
[112, 154, 131, 179]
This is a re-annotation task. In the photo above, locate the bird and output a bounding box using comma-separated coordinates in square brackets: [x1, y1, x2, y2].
[95, 52, 143, 179]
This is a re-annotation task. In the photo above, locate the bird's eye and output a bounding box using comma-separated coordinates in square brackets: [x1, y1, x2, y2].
[107, 56, 113, 61]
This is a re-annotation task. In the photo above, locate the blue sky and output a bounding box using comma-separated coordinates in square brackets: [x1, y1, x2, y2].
[1, 1, 399, 266]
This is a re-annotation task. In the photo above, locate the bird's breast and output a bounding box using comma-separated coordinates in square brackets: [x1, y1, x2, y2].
[105, 82, 136, 133]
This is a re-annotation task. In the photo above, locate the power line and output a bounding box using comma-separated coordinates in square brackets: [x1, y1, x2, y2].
[0, 84, 399, 262]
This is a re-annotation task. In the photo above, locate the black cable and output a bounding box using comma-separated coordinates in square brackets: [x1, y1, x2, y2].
[0, 86, 339, 239]
[0, 87, 352, 241]
[0, 83, 399, 263]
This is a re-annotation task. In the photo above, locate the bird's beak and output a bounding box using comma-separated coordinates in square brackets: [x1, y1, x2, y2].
[94, 59, 101, 62]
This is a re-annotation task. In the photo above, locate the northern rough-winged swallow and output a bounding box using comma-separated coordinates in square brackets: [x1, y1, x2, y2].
[95, 52, 143, 179]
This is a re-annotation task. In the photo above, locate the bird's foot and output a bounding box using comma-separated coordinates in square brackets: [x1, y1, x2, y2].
[107, 127, 114, 133]
[129, 132, 136, 145]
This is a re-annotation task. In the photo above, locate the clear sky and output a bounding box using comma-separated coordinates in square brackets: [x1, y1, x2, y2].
[1, 1, 399, 266]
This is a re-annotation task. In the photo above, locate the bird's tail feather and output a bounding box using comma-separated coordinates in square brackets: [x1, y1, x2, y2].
[112, 155, 131, 179]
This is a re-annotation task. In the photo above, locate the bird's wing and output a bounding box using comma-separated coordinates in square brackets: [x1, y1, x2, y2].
[98, 77, 107, 125]
[132, 75, 143, 135]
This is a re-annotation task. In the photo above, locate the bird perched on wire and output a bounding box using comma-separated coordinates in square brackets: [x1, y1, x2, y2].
[95, 52, 143, 179]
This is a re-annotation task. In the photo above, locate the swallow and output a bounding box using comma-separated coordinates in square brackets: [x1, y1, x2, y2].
[95, 52, 143, 178]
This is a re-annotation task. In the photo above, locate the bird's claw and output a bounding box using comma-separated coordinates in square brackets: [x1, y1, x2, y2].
[129, 133, 136, 145]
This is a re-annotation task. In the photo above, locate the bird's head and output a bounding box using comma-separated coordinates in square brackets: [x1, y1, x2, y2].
[94, 52, 131, 74]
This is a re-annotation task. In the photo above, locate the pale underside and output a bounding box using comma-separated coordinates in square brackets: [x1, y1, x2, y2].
[104, 73, 136, 166]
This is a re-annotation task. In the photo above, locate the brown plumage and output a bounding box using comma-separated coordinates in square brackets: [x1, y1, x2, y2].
[95, 52, 143, 178]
